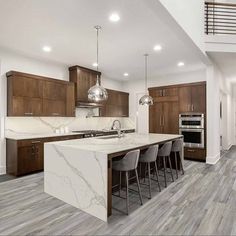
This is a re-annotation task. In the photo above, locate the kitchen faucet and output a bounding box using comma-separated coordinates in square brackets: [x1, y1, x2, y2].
[111, 119, 123, 138]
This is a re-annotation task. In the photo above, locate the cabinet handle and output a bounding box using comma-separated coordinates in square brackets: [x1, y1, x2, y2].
[192, 104, 194, 112]
[163, 116, 165, 126]
[52, 113, 60, 116]
[25, 112, 33, 116]
[31, 141, 41, 144]
[187, 149, 196, 153]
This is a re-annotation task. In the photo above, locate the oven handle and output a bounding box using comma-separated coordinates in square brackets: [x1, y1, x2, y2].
[179, 128, 204, 132]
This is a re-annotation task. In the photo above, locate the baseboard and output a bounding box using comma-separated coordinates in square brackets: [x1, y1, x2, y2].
[206, 153, 220, 165]
[0, 165, 6, 175]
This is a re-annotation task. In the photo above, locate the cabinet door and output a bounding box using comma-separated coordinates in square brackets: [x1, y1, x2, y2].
[43, 99, 66, 116]
[12, 76, 43, 98]
[163, 87, 178, 97]
[163, 101, 179, 134]
[149, 88, 163, 97]
[18, 142, 43, 175]
[43, 81, 66, 101]
[179, 86, 192, 113]
[149, 103, 163, 133]
[12, 97, 42, 116]
[191, 85, 206, 113]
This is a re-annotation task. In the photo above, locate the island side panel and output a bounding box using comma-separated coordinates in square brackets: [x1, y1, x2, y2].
[44, 143, 108, 222]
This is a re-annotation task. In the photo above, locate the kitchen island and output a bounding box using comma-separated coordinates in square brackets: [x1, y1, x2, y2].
[44, 133, 183, 222]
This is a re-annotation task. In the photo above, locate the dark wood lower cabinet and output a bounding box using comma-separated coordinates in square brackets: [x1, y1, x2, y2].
[6, 134, 83, 176]
[184, 148, 206, 162]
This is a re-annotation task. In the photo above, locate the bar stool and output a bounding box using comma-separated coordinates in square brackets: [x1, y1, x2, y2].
[157, 141, 174, 188]
[112, 149, 143, 215]
[139, 145, 161, 199]
[171, 139, 185, 179]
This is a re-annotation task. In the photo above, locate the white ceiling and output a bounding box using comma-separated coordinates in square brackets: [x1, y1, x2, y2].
[0, 0, 205, 80]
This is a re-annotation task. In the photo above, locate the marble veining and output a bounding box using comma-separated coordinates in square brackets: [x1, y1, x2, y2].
[44, 142, 108, 221]
[44, 133, 183, 222]
[5, 116, 135, 140]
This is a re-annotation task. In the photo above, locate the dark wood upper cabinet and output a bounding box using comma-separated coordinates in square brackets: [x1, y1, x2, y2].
[179, 83, 206, 113]
[179, 86, 192, 113]
[191, 84, 206, 113]
[69, 65, 101, 103]
[100, 89, 129, 117]
[43, 81, 66, 101]
[7, 71, 75, 117]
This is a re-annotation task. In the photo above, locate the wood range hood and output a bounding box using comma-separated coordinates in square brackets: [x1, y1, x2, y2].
[69, 65, 103, 108]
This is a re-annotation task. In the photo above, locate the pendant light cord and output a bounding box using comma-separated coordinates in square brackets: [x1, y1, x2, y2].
[144, 54, 148, 94]
[95, 25, 101, 85]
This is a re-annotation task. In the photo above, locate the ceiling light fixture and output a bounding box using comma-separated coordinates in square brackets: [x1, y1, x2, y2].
[178, 61, 185, 67]
[139, 54, 153, 106]
[92, 62, 98, 67]
[124, 73, 129, 77]
[42, 46, 51, 52]
[153, 45, 162, 51]
[88, 26, 108, 102]
[109, 13, 120, 22]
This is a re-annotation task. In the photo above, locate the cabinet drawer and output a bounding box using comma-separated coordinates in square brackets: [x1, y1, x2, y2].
[11, 97, 43, 116]
[184, 148, 206, 161]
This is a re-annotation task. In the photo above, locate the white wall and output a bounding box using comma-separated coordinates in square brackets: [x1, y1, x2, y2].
[125, 69, 207, 126]
[159, 0, 205, 53]
[0, 48, 125, 174]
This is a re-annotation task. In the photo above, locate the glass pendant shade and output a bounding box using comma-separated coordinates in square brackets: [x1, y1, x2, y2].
[88, 25, 108, 102]
[88, 77, 108, 102]
[139, 94, 154, 106]
[139, 54, 153, 106]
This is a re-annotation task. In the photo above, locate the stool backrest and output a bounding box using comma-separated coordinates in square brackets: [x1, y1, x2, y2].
[172, 139, 183, 152]
[121, 149, 140, 171]
[158, 141, 172, 157]
[143, 145, 159, 162]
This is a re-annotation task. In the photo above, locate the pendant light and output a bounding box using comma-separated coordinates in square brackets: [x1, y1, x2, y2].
[88, 25, 108, 102]
[139, 54, 154, 106]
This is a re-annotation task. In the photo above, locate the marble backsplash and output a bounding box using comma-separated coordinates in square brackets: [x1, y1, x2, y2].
[5, 116, 135, 136]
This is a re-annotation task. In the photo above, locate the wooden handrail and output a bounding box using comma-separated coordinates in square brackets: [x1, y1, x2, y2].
[205, 2, 236, 7]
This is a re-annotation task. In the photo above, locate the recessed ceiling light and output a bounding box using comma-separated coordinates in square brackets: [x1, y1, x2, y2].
[124, 73, 129, 77]
[42, 46, 51, 52]
[109, 13, 120, 22]
[92, 62, 98, 67]
[153, 45, 162, 51]
[178, 61, 185, 67]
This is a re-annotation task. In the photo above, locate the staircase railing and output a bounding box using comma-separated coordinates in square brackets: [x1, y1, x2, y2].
[205, 1, 236, 35]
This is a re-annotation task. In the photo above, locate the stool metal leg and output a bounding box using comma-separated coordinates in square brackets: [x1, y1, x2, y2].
[125, 171, 129, 215]
[179, 152, 185, 175]
[119, 171, 122, 196]
[135, 169, 143, 205]
[163, 156, 167, 188]
[154, 161, 161, 192]
[148, 162, 152, 199]
[168, 155, 174, 182]
[174, 152, 178, 179]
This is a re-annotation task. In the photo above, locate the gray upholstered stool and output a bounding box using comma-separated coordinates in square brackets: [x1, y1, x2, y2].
[171, 139, 184, 179]
[139, 145, 161, 199]
[157, 141, 174, 188]
[112, 149, 143, 215]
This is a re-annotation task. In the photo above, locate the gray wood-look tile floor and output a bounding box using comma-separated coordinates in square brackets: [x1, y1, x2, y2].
[1, 147, 236, 235]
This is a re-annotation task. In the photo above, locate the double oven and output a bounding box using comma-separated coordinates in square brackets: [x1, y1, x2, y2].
[179, 113, 205, 149]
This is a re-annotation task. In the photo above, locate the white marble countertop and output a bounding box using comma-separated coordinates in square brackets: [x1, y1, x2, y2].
[49, 133, 183, 155]
[5, 129, 135, 140]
